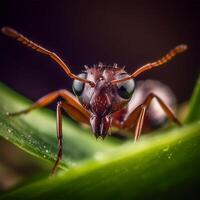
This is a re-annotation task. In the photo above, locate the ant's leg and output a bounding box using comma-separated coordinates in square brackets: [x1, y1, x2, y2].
[133, 106, 148, 141]
[51, 99, 91, 174]
[119, 93, 181, 141]
[7, 90, 61, 116]
[51, 101, 63, 175]
[7, 89, 90, 124]
[142, 93, 181, 126]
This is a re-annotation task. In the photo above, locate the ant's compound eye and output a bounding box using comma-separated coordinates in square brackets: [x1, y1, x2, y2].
[117, 76, 135, 99]
[72, 72, 87, 96]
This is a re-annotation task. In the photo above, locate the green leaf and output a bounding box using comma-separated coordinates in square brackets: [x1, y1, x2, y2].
[185, 75, 200, 123]
[1, 75, 200, 200]
[0, 83, 115, 170]
[1, 122, 200, 200]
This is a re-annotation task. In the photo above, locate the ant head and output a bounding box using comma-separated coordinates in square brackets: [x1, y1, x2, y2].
[72, 63, 135, 139]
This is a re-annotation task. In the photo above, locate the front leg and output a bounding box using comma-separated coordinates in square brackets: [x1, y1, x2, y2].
[116, 93, 181, 141]
[51, 101, 63, 175]
[52, 100, 91, 174]
[7, 89, 90, 124]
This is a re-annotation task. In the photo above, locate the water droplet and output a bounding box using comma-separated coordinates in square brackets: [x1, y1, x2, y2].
[43, 155, 46, 158]
[45, 149, 49, 153]
[7, 128, 12, 133]
[163, 146, 169, 152]
[168, 153, 173, 159]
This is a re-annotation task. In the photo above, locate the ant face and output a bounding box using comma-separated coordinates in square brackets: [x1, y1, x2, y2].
[72, 63, 135, 138]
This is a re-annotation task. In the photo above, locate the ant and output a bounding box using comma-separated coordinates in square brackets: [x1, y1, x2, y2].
[1, 27, 187, 174]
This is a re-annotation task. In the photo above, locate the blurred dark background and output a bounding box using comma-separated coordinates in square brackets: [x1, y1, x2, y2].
[0, 0, 199, 103]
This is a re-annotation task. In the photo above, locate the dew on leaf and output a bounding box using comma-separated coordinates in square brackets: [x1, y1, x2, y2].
[7, 128, 13, 133]
[163, 146, 169, 152]
[168, 153, 173, 159]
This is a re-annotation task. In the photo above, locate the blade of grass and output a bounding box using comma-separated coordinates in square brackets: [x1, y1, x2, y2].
[185, 75, 200, 123]
[1, 121, 200, 200]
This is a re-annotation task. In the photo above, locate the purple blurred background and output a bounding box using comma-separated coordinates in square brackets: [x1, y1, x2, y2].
[0, 0, 199, 103]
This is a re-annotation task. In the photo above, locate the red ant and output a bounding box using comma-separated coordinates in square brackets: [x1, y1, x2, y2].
[1, 27, 187, 174]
